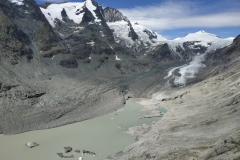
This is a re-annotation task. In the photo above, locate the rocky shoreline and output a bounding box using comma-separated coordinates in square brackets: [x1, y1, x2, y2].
[0, 60, 179, 135]
[107, 55, 240, 160]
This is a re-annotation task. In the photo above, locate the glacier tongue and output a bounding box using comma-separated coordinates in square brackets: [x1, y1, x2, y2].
[174, 54, 206, 86]
[163, 31, 234, 86]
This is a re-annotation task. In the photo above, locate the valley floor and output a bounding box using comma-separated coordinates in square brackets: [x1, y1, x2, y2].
[107, 59, 240, 160]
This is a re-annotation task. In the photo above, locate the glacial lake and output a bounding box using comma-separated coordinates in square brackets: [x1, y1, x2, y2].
[0, 101, 166, 160]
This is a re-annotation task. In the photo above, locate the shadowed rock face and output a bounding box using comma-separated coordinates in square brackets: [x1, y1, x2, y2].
[0, 0, 67, 61]
[59, 59, 78, 68]
[147, 43, 180, 62]
[206, 35, 240, 65]
[103, 7, 129, 22]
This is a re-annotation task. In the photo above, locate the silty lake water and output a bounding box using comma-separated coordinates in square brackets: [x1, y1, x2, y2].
[0, 101, 166, 160]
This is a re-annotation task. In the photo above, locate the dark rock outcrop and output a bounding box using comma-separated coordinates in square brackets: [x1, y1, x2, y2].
[83, 150, 96, 156]
[103, 7, 128, 22]
[60, 59, 78, 68]
[39, 2, 52, 9]
[74, 150, 81, 153]
[64, 146, 73, 153]
[148, 43, 180, 62]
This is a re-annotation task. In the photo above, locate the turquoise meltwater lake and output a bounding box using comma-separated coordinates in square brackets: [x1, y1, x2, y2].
[0, 101, 166, 160]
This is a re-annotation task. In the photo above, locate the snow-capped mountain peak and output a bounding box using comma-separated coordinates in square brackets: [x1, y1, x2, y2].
[198, 30, 206, 33]
[104, 7, 167, 49]
[40, 0, 101, 27]
[164, 30, 234, 59]
[175, 30, 220, 42]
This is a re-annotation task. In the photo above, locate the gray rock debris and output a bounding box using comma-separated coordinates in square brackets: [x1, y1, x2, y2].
[57, 153, 74, 158]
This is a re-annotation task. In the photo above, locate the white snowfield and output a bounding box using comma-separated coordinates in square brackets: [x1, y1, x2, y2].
[132, 23, 167, 44]
[107, 21, 167, 48]
[162, 30, 234, 54]
[40, 0, 100, 27]
[174, 30, 221, 42]
[107, 20, 134, 47]
[8, 0, 24, 5]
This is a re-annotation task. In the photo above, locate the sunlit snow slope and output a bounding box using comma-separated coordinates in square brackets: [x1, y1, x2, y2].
[40, 0, 100, 27]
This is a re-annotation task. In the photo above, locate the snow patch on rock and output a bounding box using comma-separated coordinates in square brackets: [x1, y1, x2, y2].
[107, 20, 134, 47]
[40, 1, 101, 27]
[132, 23, 167, 44]
[115, 55, 121, 61]
[8, 0, 24, 5]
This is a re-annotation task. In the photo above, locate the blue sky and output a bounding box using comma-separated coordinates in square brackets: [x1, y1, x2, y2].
[36, 0, 240, 40]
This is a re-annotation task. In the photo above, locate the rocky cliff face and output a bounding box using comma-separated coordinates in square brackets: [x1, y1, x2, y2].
[0, 0, 67, 60]
[103, 7, 128, 22]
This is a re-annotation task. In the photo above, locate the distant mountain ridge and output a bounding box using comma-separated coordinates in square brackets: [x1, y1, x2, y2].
[153, 30, 234, 61]
[39, 1, 233, 59]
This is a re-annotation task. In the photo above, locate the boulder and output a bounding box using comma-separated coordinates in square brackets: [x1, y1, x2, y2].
[83, 150, 96, 156]
[25, 142, 39, 148]
[57, 153, 74, 158]
[64, 146, 73, 153]
[74, 150, 81, 153]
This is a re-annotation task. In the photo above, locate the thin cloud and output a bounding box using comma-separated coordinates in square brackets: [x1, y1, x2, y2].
[119, 0, 240, 31]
